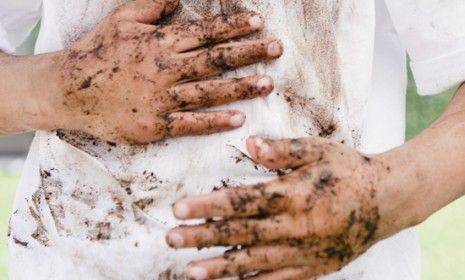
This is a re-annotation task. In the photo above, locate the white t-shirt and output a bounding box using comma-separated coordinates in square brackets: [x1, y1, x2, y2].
[2, 0, 465, 279]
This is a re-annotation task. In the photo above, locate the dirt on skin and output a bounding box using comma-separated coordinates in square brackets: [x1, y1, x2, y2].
[61, 0, 365, 267]
[57, 7, 274, 145]
[16, 0, 377, 279]
[178, 139, 384, 276]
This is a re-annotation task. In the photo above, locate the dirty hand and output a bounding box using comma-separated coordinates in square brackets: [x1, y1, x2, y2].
[166, 136, 406, 279]
[17, 0, 282, 143]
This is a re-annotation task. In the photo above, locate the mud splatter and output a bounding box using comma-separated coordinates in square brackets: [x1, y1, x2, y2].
[158, 267, 186, 280]
[134, 197, 155, 211]
[12, 236, 29, 248]
[89, 222, 112, 241]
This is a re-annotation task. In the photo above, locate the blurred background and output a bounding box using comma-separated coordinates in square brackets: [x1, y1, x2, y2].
[1, 30, 464, 278]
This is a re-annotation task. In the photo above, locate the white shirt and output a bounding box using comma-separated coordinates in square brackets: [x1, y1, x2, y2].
[2, 0, 465, 279]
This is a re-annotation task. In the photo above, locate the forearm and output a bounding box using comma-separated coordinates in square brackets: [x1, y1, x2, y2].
[0, 52, 61, 134]
[378, 85, 465, 231]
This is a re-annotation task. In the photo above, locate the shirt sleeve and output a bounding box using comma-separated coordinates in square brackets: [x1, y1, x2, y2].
[384, 0, 465, 95]
[0, 0, 42, 54]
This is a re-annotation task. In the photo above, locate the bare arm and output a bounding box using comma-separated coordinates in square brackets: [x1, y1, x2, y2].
[379, 85, 465, 229]
[0, 0, 283, 143]
[0, 52, 60, 134]
[165, 85, 465, 279]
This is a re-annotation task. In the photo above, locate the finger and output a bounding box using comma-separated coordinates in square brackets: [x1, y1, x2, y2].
[244, 267, 315, 280]
[247, 137, 335, 169]
[186, 245, 310, 280]
[167, 75, 273, 111]
[161, 12, 264, 52]
[175, 38, 283, 81]
[166, 213, 313, 249]
[171, 166, 327, 220]
[114, 0, 179, 23]
[171, 179, 290, 220]
[186, 245, 342, 280]
[165, 110, 245, 138]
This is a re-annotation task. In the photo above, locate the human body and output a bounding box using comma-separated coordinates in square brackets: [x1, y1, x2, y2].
[2, 0, 465, 279]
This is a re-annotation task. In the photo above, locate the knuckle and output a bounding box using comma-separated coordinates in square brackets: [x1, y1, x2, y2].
[205, 46, 236, 71]
[288, 139, 307, 159]
[134, 118, 155, 131]
[163, 114, 177, 134]
[113, 20, 131, 34]
[155, 56, 178, 73]
[197, 19, 214, 41]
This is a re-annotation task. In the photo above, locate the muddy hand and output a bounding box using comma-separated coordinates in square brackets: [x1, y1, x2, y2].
[167, 137, 402, 280]
[48, 0, 282, 144]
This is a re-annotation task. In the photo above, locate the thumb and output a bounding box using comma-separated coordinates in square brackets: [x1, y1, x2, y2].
[114, 0, 179, 23]
[246, 136, 330, 169]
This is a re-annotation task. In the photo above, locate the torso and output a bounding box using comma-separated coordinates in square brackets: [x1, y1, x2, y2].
[8, 1, 386, 279]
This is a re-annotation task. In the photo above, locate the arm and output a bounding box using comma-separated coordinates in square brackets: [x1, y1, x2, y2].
[165, 85, 465, 280]
[379, 84, 465, 230]
[0, 52, 60, 134]
[0, 0, 46, 133]
[0, 0, 283, 143]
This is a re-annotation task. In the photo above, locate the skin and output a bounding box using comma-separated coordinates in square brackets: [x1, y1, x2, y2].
[2, 0, 464, 278]
[0, 0, 283, 144]
[167, 84, 465, 279]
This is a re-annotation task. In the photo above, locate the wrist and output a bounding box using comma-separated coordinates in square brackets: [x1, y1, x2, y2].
[0, 52, 62, 132]
[374, 114, 465, 236]
[372, 146, 426, 236]
[23, 52, 68, 131]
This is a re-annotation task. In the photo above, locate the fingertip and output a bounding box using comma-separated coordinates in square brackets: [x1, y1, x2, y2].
[173, 201, 190, 219]
[255, 137, 271, 158]
[166, 230, 184, 248]
[248, 13, 264, 31]
[267, 39, 284, 58]
[246, 136, 260, 159]
[229, 112, 246, 127]
[187, 264, 208, 280]
[256, 76, 274, 95]
[247, 136, 270, 160]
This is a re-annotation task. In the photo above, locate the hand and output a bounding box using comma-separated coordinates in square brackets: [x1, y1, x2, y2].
[166, 137, 404, 280]
[36, 0, 282, 143]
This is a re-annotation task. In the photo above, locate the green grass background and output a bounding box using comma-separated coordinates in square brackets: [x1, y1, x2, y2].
[0, 68, 464, 279]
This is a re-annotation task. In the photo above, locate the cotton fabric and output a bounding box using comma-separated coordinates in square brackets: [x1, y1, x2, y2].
[2, 0, 465, 279]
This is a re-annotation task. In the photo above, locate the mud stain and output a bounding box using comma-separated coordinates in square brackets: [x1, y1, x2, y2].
[12, 236, 29, 248]
[280, 0, 344, 139]
[158, 267, 186, 280]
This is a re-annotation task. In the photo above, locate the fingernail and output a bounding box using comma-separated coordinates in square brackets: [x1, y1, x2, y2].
[267, 40, 283, 58]
[187, 265, 208, 280]
[254, 137, 270, 157]
[256, 76, 273, 93]
[167, 231, 184, 248]
[229, 113, 246, 127]
[246, 137, 258, 159]
[173, 202, 190, 219]
[249, 14, 264, 30]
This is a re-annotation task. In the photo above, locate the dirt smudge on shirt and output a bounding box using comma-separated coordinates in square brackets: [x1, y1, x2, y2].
[158, 267, 186, 280]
